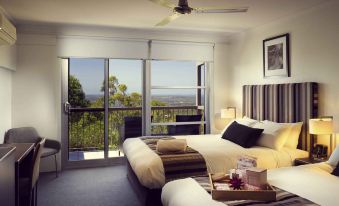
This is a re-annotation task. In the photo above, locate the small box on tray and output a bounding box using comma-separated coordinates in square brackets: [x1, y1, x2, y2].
[246, 168, 267, 189]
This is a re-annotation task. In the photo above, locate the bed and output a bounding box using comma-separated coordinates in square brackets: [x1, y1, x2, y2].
[161, 162, 339, 206]
[124, 134, 308, 189]
[123, 82, 318, 205]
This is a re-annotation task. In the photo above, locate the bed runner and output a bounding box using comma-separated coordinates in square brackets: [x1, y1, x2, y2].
[141, 136, 207, 183]
[193, 176, 319, 206]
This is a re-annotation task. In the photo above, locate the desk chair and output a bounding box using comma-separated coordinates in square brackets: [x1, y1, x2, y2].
[19, 138, 45, 206]
[4, 127, 61, 177]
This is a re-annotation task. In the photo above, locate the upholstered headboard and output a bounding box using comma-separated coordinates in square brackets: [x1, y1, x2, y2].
[242, 82, 318, 151]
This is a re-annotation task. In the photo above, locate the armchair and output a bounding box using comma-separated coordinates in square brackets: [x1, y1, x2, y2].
[4, 127, 61, 177]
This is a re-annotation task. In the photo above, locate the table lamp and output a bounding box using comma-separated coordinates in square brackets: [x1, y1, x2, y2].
[221, 107, 236, 119]
[309, 117, 334, 157]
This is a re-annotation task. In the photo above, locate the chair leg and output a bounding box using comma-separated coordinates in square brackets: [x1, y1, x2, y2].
[54, 154, 58, 178]
[35, 183, 38, 206]
[29, 189, 33, 206]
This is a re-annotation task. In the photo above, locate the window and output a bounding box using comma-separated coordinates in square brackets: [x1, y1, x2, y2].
[150, 60, 208, 135]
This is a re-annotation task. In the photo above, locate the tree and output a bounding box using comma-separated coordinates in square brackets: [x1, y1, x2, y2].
[101, 76, 119, 96]
[69, 75, 90, 107]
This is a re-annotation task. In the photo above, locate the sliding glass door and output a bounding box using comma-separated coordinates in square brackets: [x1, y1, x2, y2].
[61, 58, 209, 168]
[62, 58, 142, 167]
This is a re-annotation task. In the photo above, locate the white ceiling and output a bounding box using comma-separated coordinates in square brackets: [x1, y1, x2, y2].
[0, 0, 329, 33]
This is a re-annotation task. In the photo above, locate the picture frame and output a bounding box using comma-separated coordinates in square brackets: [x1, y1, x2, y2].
[263, 33, 290, 78]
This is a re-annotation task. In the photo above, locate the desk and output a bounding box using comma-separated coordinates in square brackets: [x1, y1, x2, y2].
[0, 143, 35, 206]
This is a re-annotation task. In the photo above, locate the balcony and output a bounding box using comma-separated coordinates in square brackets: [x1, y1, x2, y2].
[68, 106, 204, 161]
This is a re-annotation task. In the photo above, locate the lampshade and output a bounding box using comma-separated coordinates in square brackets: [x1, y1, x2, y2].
[309, 118, 333, 135]
[221, 107, 236, 119]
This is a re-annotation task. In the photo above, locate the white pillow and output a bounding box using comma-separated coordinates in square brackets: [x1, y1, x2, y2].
[263, 120, 303, 149]
[253, 121, 291, 151]
[221, 116, 258, 134]
[328, 145, 339, 166]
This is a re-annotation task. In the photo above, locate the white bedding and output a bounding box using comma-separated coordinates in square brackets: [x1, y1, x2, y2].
[161, 163, 339, 206]
[123, 134, 308, 189]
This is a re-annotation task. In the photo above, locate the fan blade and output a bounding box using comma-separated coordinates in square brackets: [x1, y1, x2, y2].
[149, 0, 176, 9]
[194, 7, 248, 14]
[155, 13, 181, 26]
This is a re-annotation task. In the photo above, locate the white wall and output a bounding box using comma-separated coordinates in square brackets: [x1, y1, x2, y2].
[0, 44, 16, 141]
[211, 43, 230, 133]
[227, 1, 339, 145]
[0, 67, 12, 141]
[13, 34, 61, 171]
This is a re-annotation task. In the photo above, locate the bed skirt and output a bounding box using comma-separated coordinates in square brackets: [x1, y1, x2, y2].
[126, 158, 162, 206]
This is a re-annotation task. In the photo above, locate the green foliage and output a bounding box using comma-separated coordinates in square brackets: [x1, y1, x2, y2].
[69, 75, 90, 107]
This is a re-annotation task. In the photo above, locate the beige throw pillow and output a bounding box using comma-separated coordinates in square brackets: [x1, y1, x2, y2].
[254, 121, 291, 151]
[263, 120, 303, 149]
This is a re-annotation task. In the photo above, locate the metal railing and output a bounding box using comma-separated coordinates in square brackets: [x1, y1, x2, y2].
[68, 106, 203, 152]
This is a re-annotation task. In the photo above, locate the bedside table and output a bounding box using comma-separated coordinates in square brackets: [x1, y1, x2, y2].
[294, 157, 328, 166]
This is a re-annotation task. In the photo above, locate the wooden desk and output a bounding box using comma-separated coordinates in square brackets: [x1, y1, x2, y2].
[0, 143, 35, 206]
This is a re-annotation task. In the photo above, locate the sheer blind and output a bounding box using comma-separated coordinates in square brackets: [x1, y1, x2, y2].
[57, 37, 149, 59]
[150, 40, 214, 62]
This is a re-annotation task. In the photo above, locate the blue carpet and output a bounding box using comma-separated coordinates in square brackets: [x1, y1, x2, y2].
[38, 165, 142, 206]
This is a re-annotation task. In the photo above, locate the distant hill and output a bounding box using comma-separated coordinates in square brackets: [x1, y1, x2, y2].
[151, 95, 196, 106]
[86, 94, 197, 106]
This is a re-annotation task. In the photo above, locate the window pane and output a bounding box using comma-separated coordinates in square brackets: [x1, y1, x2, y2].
[69, 58, 105, 108]
[151, 60, 197, 87]
[108, 59, 142, 158]
[68, 58, 105, 160]
[108, 59, 142, 107]
[151, 88, 205, 135]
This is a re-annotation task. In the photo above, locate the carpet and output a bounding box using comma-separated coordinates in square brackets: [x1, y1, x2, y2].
[38, 165, 142, 206]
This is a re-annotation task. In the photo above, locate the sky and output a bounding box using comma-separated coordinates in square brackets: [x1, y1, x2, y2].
[69, 58, 199, 96]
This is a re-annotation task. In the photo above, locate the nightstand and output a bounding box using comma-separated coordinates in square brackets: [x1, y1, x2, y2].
[294, 157, 328, 166]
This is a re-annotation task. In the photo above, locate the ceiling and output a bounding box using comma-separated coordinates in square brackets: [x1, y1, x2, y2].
[0, 0, 329, 33]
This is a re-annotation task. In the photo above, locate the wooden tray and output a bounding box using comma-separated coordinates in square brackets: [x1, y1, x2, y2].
[209, 173, 276, 201]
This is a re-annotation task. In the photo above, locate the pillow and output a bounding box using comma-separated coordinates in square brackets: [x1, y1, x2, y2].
[263, 120, 303, 149]
[221, 116, 258, 134]
[222, 121, 264, 148]
[332, 162, 339, 177]
[328, 145, 339, 166]
[253, 121, 291, 150]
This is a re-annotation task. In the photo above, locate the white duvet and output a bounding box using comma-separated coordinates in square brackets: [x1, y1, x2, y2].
[162, 163, 339, 206]
[123, 134, 308, 189]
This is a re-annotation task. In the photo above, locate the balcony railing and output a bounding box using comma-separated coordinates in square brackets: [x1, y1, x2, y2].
[68, 106, 203, 152]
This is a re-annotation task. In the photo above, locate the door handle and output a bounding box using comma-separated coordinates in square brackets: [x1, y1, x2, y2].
[64, 102, 71, 114]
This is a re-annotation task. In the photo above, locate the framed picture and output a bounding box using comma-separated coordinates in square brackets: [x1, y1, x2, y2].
[263, 33, 290, 78]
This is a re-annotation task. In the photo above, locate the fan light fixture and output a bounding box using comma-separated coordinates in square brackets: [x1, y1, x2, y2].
[149, 0, 248, 26]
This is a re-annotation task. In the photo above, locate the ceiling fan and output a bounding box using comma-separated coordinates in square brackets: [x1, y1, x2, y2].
[149, 0, 249, 26]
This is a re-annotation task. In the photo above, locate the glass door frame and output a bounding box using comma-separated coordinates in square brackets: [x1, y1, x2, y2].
[61, 58, 211, 169]
[61, 58, 127, 169]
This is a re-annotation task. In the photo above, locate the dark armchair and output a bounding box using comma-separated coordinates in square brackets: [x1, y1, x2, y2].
[168, 114, 203, 135]
[4, 127, 61, 177]
[118, 116, 142, 156]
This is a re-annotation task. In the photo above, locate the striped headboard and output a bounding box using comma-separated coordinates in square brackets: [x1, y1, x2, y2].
[243, 82, 318, 151]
